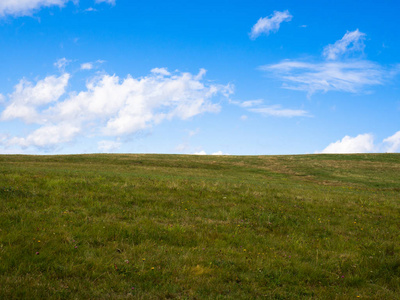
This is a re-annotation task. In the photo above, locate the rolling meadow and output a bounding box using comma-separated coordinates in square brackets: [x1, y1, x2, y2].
[0, 154, 399, 299]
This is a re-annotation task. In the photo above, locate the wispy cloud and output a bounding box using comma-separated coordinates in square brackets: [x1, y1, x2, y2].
[261, 30, 396, 96]
[323, 29, 366, 60]
[230, 99, 262, 108]
[188, 128, 200, 137]
[249, 105, 310, 117]
[0, 0, 114, 17]
[54, 58, 71, 71]
[98, 140, 121, 153]
[250, 10, 292, 39]
[263, 60, 385, 96]
[0, 0, 72, 17]
[0, 67, 232, 150]
[231, 99, 310, 118]
[84, 7, 97, 12]
[80, 60, 104, 70]
[95, 0, 116, 5]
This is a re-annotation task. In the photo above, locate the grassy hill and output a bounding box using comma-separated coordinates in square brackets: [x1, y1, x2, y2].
[0, 154, 399, 299]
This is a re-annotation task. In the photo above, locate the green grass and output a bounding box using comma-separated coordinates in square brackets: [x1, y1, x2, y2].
[0, 153, 399, 299]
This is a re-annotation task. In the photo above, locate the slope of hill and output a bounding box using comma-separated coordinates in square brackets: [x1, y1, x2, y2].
[0, 154, 399, 299]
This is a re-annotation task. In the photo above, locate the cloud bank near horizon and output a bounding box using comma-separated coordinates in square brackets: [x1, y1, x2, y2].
[320, 131, 400, 154]
[0, 67, 232, 152]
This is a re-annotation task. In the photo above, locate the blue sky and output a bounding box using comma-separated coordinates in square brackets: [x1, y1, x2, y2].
[0, 0, 399, 155]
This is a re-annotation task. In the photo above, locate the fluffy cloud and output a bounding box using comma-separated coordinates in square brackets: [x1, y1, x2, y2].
[1, 74, 70, 123]
[192, 150, 228, 155]
[211, 151, 229, 155]
[193, 150, 207, 155]
[151, 68, 171, 76]
[0, 0, 71, 17]
[1, 68, 231, 149]
[9, 123, 80, 148]
[81, 63, 93, 70]
[263, 60, 385, 96]
[50, 69, 227, 136]
[383, 131, 400, 152]
[320, 133, 375, 154]
[323, 29, 366, 60]
[250, 10, 292, 39]
[320, 131, 400, 154]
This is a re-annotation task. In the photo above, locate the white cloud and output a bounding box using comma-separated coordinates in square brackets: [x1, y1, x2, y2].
[151, 67, 171, 76]
[1, 69, 231, 149]
[212, 151, 229, 155]
[0, 0, 71, 17]
[0, 135, 27, 154]
[54, 58, 71, 71]
[231, 99, 309, 118]
[240, 115, 248, 121]
[98, 140, 121, 153]
[320, 133, 375, 154]
[95, 0, 115, 5]
[9, 123, 80, 148]
[319, 131, 400, 154]
[323, 29, 366, 60]
[232, 99, 263, 108]
[193, 150, 207, 155]
[192, 150, 228, 155]
[249, 105, 309, 117]
[250, 10, 292, 39]
[194, 68, 207, 80]
[84, 7, 96, 12]
[263, 60, 386, 96]
[81, 62, 93, 70]
[80, 60, 104, 70]
[53, 70, 225, 136]
[260, 29, 397, 96]
[383, 131, 400, 152]
[1, 73, 70, 123]
[0, 94, 4, 103]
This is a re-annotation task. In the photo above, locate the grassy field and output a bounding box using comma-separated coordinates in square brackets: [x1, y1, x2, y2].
[0, 153, 399, 299]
